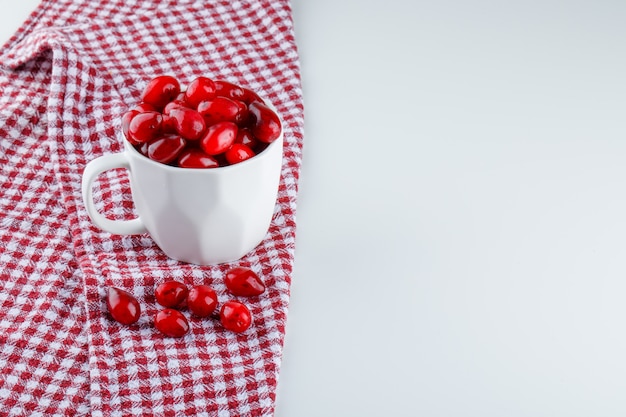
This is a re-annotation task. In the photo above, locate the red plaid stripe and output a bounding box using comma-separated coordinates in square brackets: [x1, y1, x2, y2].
[0, 1, 303, 415]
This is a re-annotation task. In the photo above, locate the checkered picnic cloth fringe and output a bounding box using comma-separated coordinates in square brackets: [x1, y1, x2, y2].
[0, 1, 304, 415]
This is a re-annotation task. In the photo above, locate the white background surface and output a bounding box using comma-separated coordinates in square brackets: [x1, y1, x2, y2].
[2, 1, 626, 416]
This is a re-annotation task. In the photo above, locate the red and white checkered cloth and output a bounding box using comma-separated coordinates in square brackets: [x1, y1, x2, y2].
[0, 0, 303, 415]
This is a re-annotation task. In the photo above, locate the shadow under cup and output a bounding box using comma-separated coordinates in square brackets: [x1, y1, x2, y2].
[82, 133, 283, 265]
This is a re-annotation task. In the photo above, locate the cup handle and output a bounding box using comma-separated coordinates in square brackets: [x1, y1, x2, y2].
[81, 152, 147, 235]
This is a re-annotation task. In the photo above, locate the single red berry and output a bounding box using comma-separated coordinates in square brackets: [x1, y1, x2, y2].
[147, 134, 186, 164]
[141, 75, 181, 110]
[133, 102, 157, 113]
[235, 127, 260, 150]
[177, 148, 220, 169]
[241, 88, 263, 104]
[185, 77, 216, 109]
[220, 301, 252, 333]
[163, 99, 188, 115]
[187, 285, 218, 317]
[128, 111, 163, 144]
[200, 121, 238, 155]
[248, 102, 281, 143]
[214, 80, 247, 101]
[106, 287, 141, 325]
[169, 107, 206, 140]
[122, 110, 139, 143]
[224, 143, 255, 165]
[154, 308, 190, 337]
[155, 281, 189, 308]
[233, 100, 250, 125]
[224, 267, 265, 296]
[197, 96, 246, 126]
[160, 114, 178, 133]
[136, 141, 149, 157]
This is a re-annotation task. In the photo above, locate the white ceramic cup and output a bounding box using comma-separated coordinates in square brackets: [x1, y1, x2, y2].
[81, 130, 283, 265]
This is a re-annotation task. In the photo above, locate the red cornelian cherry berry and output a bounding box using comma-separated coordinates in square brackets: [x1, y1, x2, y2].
[177, 148, 220, 169]
[187, 285, 218, 317]
[220, 301, 252, 333]
[235, 127, 259, 149]
[160, 114, 177, 133]
[241, 88, 263, 104]
[168, 107, 206, 140]
[122, 110, 139, 142]
[137, 141, 149, 157]
[154, 308, 190, 338]
[141, 75, 181, 110]
[185, 76, 216, 109]
[200, 121, 238, 155]
[163, 99, 188, 115]
[133, 102, 157, 113]
[155, 281, 189, 308]
[128, 111, 163, 144]
[248, 101, 281, 143]
[147, 134, 186, 164]
[224, 143, 255, 165]
[224, 267, 266, 297]
[106, 287, 141, 325]
[233, 100, 250, 125]
[197, 96, 246, 126]
[214, 80, 246, 101]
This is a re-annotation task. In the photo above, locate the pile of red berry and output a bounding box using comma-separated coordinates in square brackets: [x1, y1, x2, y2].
[105, 266, 266, 336]
[122, 75, 282, 168]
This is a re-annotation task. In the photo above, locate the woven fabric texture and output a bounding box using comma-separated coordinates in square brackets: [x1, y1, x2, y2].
[0, 1, 303, 415]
